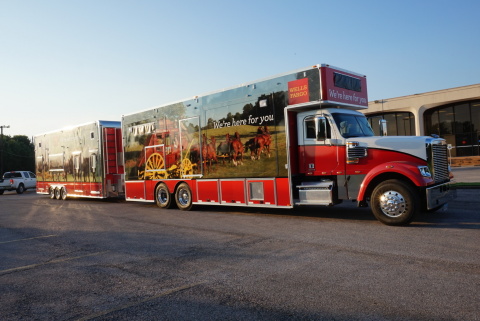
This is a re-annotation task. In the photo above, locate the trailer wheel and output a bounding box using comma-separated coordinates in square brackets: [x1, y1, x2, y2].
[49, 188, 56, 199]
[155, 183, 173, 209]
[16, 183, 25, 194]
[175, 182, 193, 211]
[370, 179, 418, 226]
[54, 187, 62, 200]
[60, 187, 68, 200]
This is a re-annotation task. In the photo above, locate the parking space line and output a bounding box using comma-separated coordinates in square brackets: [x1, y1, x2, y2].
[0, 251, 109, 274]
[76, 281, 206, 321]
[0, 234, 58, 244]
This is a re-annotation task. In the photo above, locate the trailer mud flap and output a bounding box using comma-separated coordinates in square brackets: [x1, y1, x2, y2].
[426, 182, 456, 210]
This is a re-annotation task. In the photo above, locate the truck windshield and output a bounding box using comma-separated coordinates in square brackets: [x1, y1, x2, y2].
[331, 113, 374, 138]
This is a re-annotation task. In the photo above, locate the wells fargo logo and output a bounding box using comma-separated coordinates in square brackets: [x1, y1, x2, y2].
[288, 78, 309, 105]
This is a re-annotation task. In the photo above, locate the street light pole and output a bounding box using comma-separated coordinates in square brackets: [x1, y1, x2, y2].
[373, 100, 388, 136]
[0, 125, 10, 175]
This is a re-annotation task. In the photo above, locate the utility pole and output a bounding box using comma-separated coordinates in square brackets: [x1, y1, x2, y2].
[0, 125, 10, 175]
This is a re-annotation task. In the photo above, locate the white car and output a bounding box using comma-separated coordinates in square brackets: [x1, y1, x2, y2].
[0, 171, 37, 194]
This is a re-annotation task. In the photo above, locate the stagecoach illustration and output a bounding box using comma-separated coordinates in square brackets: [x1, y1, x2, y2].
[134, 119, 198, 180]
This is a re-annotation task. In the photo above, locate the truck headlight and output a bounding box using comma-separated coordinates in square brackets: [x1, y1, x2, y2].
[418, 166, 432, 178]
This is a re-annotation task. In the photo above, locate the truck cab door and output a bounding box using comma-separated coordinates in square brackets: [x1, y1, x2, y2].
[297, 115, 341, 175]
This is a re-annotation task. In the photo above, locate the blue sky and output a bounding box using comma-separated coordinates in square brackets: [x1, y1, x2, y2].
[1, 0, 479, 138]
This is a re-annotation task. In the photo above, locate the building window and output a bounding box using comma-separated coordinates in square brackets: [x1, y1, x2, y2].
[424, 100, 480, 157]
[367, 112, 415, 136]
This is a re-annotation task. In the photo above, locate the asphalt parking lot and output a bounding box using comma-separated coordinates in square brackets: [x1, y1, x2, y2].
[0, 188, 479, 320]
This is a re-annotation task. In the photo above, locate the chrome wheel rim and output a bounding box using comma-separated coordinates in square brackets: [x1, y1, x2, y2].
[177, 188, 190, 206]
[157, 187, 168, 205]
[379, 190, 407, 217]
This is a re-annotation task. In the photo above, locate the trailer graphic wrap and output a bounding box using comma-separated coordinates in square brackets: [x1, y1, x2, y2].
[36, 123, 103, 183]
[122, 67, 331, 182]
[34, 121, 123, 199]
[123, 88, 291, 180]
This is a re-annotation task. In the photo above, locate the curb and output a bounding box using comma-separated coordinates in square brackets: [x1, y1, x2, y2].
[452, 183, 480, 189]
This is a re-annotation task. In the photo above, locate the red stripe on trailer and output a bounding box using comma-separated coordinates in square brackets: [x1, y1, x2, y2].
[220, 179, 246, 204]
[125, 181, 146, 200]
[196, 180, 220, 203]
[275, 178, 292, 207]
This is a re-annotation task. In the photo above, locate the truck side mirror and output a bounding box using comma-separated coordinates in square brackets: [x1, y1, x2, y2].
[315, 116, 329, 140]
[379, 119, 388, 136]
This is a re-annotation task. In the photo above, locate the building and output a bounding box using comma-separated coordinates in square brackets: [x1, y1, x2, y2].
[363, 84, 480, 163]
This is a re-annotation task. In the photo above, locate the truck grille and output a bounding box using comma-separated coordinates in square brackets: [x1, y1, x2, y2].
[432, 143, 449, 183]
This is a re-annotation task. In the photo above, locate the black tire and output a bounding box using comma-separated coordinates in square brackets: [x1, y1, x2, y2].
[54, 188, 62, 200]
[370, 179, 418, 226]
[16, 184, 25, 194]
[175, 182, 193, 211]
[155, 183, 173, 209]
[0, 190, 4, 195]
[60, 187, 67, 200]
[49, 188, 56, 199]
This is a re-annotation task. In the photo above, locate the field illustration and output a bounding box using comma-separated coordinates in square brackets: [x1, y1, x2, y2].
[123, 89, 289, 181]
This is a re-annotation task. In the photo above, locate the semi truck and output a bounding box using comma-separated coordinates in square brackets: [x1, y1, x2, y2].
[121, 64, 455, 225]
[34, 121, 124, 200]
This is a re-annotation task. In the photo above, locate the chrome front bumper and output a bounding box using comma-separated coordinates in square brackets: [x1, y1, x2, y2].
[426, 182, 456, 210]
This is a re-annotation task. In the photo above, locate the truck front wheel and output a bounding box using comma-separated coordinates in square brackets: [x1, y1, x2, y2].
[370, 179, 419, 226]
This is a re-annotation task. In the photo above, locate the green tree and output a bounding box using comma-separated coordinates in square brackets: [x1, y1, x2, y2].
[1, 135, 35, 174]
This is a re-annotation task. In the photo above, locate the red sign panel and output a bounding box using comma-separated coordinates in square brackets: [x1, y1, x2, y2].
[320, 66, 368, 108]
[288, 78, 310, 105]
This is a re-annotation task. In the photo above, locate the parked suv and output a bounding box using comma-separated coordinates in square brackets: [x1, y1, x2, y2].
[0, 171, 37, 194]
